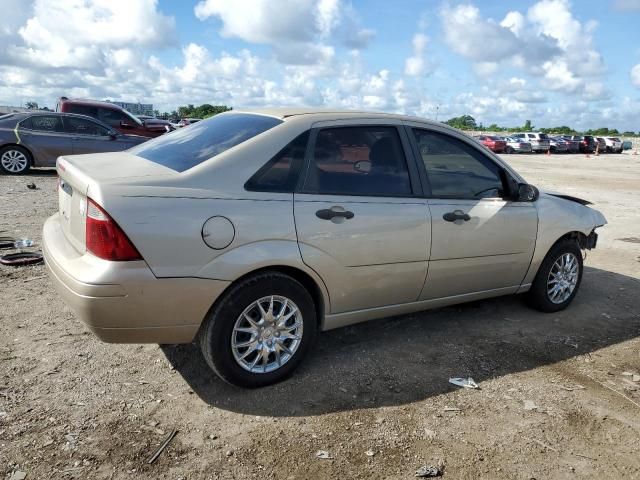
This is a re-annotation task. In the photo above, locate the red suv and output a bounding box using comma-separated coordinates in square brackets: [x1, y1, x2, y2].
[56, 97, 173, 138]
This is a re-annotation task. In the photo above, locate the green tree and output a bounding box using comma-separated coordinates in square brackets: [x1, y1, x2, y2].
[25, 101, 39, 109]
[445, 114, 477, 130]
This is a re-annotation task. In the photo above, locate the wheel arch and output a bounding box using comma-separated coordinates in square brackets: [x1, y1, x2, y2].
[520, 229, 588, 290]
[201, 265, 328, 334]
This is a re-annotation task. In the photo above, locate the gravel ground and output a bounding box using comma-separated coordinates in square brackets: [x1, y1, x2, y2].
[1, 152, 639, 479]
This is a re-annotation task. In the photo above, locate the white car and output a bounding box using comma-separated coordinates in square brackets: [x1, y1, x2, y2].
[512, 132, 550, 153]
[604, 137, 623, 153]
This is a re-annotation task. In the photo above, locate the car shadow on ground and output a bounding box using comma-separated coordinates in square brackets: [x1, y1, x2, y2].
[162, 266, 639, 417]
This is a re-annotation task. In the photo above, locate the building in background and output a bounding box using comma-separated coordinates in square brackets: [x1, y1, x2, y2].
[107, 101, 154, 116]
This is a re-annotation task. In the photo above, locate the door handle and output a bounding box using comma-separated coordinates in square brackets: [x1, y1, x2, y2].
[316, 207, 354, 221]
[443, 210, 471, 222]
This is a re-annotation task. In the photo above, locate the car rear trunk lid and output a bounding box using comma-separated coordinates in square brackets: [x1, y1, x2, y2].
[56, 152, 176, 252]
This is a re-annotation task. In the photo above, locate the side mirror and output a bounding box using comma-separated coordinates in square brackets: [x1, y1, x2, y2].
[109, 131, 118, 139]
[517, 183, 539, 202]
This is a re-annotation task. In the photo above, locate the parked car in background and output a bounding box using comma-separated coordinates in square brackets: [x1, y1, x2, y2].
[559, 136, 580, 153]
[622, 140, 633, 151]
[604, 137, 623, 153]
[475, 135, 506, 153]
[512, 132, 550, 152]
[57, 97, 174, 138]
[178, 118, 202, 127]
[549, 137, 569, 153]
[568, 135, 595, 153]
[593, 137, 606, 153]
[43, 109, 606, 387]
[503, 136, 532, 153]
[0, 112, 147, 174]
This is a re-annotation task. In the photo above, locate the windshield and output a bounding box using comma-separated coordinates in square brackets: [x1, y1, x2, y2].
[122, 108, 143, 126]
[129, 113, 282, 172]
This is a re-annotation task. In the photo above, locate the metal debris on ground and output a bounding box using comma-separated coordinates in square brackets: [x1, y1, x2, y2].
[415, 464, 442, 477]
[365, 449, 376, 457]
[0, 252, 44, 266]
[26, 182, 37, 190]
[316, 450, 333, 460]
[448, 377, 479, 389]
[523, 400, 538, 411]
[13, 239, 34, 248]
[443, 406, 461, 412]
[147, 428, 178, 464]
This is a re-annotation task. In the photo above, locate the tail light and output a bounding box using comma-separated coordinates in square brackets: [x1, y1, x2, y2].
[86, 198, 142, 261]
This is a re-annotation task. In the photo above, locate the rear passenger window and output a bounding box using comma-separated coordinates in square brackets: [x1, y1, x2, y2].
[412, 128, 505, 199]
[302, 126, 412, 197]
[24, 115, 64, 132]
[245, 131, 309, 192]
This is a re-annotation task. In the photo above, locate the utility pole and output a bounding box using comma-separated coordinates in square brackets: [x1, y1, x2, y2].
[435, 105, 440, 122]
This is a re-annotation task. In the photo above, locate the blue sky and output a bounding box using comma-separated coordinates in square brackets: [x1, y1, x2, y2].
[0, 0, 639, 130]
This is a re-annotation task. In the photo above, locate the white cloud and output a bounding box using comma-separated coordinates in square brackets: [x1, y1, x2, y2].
[631, 64, 640, 87]
[473, 62, 498, 77]
[440, 1, 605, 99]
[194, 0, 373, 64]
[404, 33, 430, 76]
[440, 4, 523, 62]
[8, 0, 175, 70]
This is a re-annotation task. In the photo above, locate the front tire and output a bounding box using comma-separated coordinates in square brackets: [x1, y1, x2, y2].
[526, 240, 583, 312]
[199, 271, 317, 388]
[0, 145, 31, 175]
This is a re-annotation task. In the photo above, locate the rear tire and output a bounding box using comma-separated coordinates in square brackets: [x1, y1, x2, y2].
[199, 271, 317, 388]
[0, 145, 31, 175]
[505, 146, 514, 154]
[526, 239, 583, 312]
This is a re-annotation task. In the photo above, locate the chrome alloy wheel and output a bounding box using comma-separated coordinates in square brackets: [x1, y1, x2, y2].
[547, 253, 579, 304]
[1, 149, 28, 173]
[231, 295, 303, 373]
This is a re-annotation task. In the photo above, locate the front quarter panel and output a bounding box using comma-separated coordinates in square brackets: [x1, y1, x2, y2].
[522, 193, 606, 285]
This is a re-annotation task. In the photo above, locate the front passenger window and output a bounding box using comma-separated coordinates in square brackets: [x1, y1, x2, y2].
[412, 129, 505, 199]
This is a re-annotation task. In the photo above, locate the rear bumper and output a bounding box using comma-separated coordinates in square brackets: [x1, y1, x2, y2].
[43, 214, 230, 343]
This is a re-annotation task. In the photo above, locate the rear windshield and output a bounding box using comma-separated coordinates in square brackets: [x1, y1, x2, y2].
[129, 113, 282, 172]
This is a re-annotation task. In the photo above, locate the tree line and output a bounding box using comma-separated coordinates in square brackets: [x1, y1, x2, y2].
[154, 104, 232, 121]
[444, 114, 638, 137]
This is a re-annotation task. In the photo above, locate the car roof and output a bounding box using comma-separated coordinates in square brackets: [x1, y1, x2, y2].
[4, 111, 115, 129]
[59, 97, 124, 109]
[235, 107, 443, 125]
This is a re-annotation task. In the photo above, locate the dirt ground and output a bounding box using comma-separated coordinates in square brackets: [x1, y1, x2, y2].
[1, 152, 639, 480]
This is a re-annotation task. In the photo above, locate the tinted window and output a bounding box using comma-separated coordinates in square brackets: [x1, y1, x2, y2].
[130, 113, 282, 172]
[245, 131, 309, 192]
[67, 105, 98, 117]
[303, 126, 412, 196]
[24, 115, 64, 133]
[412, 129, 505, 199]
[539, 133, 549, 139]
[65, 117, 110, 136]
[99, 108, 128, 127]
